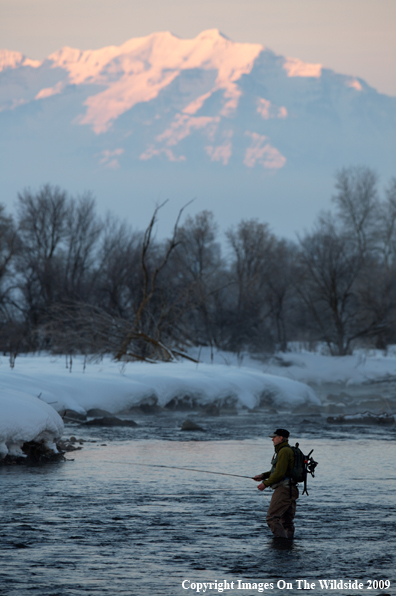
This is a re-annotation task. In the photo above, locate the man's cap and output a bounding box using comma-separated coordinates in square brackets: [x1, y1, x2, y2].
[268, 428, 290, 438]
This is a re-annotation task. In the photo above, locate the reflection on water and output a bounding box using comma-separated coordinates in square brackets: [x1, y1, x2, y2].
[0, 421, 395, 595]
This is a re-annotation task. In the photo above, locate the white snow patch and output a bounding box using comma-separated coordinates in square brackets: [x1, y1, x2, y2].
[256, 98, 288, 120]
[283, 57, 322, 78]
[243, 132, 286, 169]
[35, 81, 65, 100]
[0, 390, 63, 458]
[346, 78, 362, 91]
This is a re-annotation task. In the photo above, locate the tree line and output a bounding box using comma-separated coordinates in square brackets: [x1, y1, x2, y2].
[0, 166, 395, 362]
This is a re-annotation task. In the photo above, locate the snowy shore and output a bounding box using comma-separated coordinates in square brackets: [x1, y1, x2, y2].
[189, 345, 396, 386]
[0, 354, 321, 457]
[1, 346, 395, 458]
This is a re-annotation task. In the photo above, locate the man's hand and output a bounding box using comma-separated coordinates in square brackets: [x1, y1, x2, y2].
[252, 474, 263, 481]
[257, 482, 266, 491]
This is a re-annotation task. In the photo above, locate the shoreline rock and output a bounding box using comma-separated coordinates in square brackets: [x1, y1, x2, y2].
[85, 416, 138, 427]
[181, 419, 206, 432]
[0, 436, 88, 466]
[62, 409, 87, 422]
[327, 411, 395, 425]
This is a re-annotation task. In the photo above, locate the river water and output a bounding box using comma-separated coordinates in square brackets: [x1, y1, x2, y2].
[0, 412, 395, 596]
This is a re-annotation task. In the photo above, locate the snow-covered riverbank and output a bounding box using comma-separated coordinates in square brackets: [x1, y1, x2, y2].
[189, 345, 396, 386]
[1, 346, 395, 458]
[1, 354, 321, 456]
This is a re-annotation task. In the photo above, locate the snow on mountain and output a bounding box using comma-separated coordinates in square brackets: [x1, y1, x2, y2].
[0, 49, 41, 72]
[1, 30, 395, 236]
[45, 29, 263, 134]
[1, 29, 378, 158]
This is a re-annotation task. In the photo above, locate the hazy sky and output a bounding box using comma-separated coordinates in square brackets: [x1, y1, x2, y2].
[1, 0, 396, 96]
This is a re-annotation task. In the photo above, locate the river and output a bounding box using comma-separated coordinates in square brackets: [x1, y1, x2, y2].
[0, 412, 395, 596]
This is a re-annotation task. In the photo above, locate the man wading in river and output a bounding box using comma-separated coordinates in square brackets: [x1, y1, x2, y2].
[253, 429, 298, 541]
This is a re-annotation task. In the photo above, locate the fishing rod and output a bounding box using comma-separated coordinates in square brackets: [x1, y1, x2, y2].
[83, 459, 396, 483]
[74, 459, 396, 484]
[104, 460, 256, 480]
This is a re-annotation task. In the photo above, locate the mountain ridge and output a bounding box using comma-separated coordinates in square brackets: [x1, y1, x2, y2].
[1, 30, 395, 237]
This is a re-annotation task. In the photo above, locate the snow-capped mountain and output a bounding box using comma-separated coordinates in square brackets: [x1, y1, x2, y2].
[1, 30, 395, 235]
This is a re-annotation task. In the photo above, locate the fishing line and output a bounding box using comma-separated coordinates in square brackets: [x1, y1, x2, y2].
[351, 477, 396, 481]
[102, 460, 255, 479]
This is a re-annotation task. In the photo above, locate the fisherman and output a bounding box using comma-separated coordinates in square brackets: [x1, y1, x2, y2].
[253, 428, 298, 540]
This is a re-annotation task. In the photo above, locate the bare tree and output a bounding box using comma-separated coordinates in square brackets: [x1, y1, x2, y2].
[96, 216, 143, 317]
[354, 260, 396, 350]
[352, 178, 396, 348]
[225, 219, 276, 351]
[113, 201, 192, 361]
[332, 166, 379, 255]
[62, 193, 103, 301]
[0, 204, 22, 356]
[172, 210, 225, 346]
[296, 218, 363, 355]
[0, 204, 18, 305]
[42, 202, 198, 361]
[379, 178, 396, 268]
[265, 239, 296, 352]
[16, 185, 69, 331]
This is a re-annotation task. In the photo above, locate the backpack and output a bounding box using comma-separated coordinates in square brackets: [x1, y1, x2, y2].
[289, 443, 318, 495]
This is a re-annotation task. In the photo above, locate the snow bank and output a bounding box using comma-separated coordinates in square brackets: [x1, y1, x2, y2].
[0, 355, 320, 425]
[0, 390, 64, 458]
[188, 346, 396, 386]
[109, 362, 319, 410]
[3, 346, 395, 457]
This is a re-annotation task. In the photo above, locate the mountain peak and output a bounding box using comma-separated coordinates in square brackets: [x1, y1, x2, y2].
[41, 30, 263, 133]
[195, 29, 231, 42]
[0, 49, 41, 72]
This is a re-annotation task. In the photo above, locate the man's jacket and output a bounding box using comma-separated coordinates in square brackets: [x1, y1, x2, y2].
[261, 440, 295, 488]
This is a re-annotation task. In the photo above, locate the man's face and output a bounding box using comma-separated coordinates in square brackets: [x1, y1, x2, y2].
[272, 435, 284, 446]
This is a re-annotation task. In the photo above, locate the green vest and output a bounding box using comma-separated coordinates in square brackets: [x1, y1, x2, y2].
[265, 441, 295, 488]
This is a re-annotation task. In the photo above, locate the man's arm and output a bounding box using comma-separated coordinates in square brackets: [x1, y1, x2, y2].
[253, 471, 270, 491]
[253, 472, 270, 481]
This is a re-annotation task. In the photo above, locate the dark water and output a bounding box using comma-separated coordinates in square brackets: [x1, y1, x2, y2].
[1, 413, 395, 596]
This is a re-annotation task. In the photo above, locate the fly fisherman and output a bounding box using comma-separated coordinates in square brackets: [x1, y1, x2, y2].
[253, 428, 298, 541]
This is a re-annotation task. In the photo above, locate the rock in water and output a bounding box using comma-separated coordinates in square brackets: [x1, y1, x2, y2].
[62, 409, 87, 421]
[181, 419, 205, 431]
[85, 417, 137, 427]
[327, 412, 395, 425]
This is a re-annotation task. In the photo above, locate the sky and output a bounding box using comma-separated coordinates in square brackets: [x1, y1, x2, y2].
[1, 0, 396, 96]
